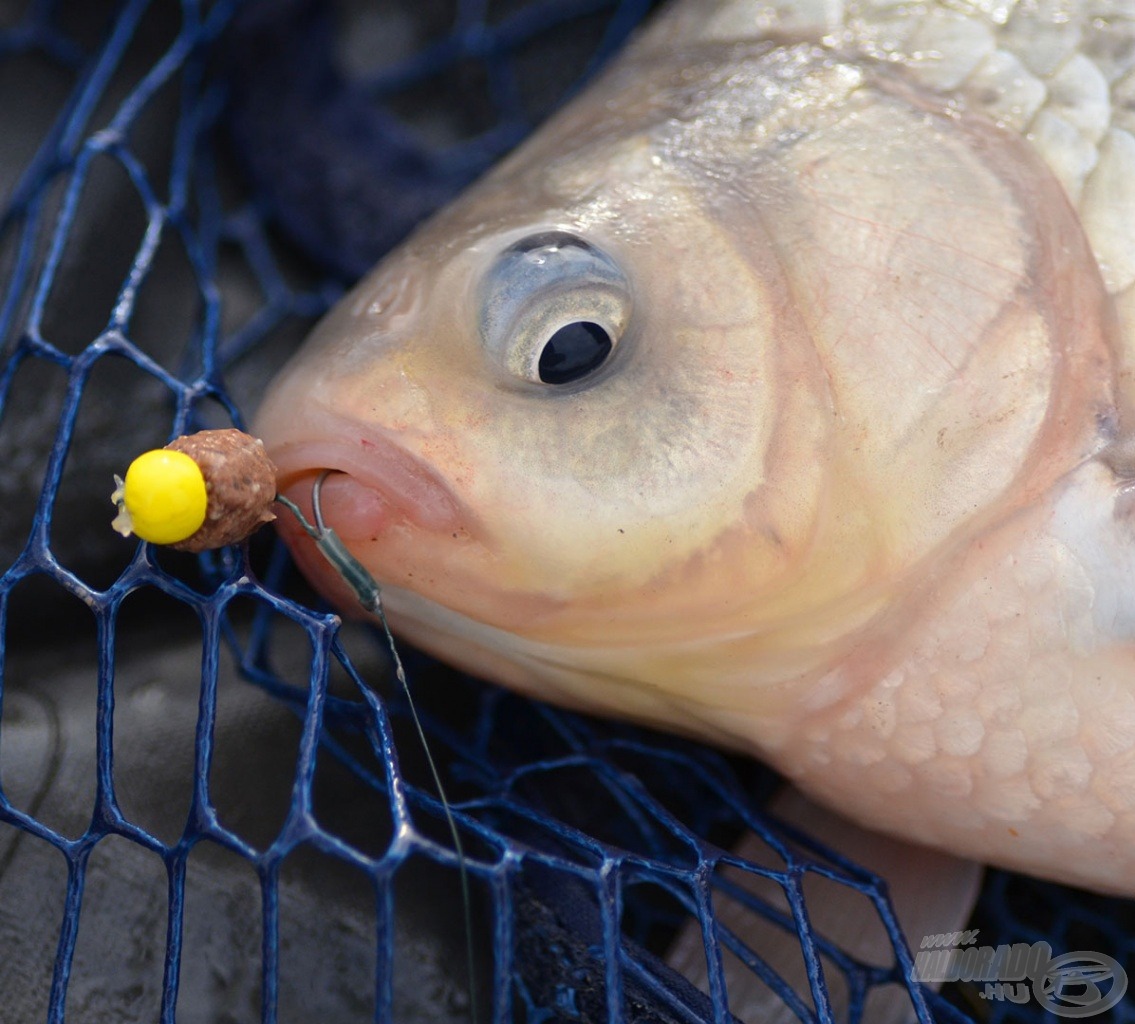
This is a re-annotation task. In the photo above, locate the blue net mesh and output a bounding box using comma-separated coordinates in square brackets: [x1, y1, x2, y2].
[0, 1, 1131, 1021]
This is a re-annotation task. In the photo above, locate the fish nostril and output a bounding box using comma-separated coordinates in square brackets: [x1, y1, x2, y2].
[349, 269, 420, 323]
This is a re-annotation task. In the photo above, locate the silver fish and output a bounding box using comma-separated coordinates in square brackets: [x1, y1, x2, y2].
[255, 0, 1135, 896]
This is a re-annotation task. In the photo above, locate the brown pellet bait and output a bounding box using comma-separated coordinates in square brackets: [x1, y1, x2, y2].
[112, 429, 278, 551]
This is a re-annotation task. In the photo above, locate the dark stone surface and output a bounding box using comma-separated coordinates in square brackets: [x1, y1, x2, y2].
[0, 625, 480, 1023]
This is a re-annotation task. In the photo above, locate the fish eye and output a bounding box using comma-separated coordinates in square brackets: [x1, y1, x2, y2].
[479, 232, 632, 386]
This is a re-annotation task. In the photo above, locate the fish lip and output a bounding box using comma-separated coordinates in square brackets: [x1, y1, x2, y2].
[266, 433, 470, 536]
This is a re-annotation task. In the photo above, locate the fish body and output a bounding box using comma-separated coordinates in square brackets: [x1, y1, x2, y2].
[255, 0, 1135, 894]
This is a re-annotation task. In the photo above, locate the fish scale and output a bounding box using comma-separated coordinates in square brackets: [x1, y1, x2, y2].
[661, 0, 1135, 293]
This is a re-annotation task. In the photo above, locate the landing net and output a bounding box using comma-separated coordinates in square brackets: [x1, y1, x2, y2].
[0, 1, 1130, 1021]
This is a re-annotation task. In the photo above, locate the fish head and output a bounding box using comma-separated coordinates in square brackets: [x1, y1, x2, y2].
[255, 44, 1118, 745]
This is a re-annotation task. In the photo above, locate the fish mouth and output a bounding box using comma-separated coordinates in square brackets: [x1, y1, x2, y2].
[267, 434, 470, 542]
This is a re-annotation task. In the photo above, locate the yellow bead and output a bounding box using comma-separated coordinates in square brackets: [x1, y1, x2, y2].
[122, 449, 208, 544]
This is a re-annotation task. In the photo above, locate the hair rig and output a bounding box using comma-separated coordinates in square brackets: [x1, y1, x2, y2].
[111, 428, 378, 613]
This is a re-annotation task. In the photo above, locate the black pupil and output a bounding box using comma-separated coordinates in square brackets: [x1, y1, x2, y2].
[538, 321, 612, 384]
